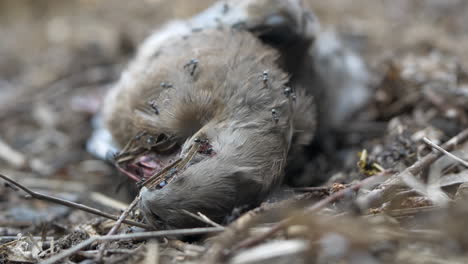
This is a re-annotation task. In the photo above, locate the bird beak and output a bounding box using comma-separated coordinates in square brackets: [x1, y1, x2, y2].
[112, 131, 215, 190]
[112, 132, 181, 185]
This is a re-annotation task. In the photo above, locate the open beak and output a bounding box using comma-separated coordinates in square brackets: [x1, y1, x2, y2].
[113, 132, 214, 189]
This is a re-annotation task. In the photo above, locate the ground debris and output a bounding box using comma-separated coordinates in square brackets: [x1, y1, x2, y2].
[1, 0, 468, 263]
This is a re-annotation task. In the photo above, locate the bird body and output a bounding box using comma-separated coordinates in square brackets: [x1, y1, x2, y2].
[89, 0, 369, 229]
[102, 28, 315, 228]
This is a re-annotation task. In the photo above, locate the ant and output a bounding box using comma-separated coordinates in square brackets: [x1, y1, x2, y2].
[283, 86, 297, 102]
[160, 82, 173, 88]
[184, 58, 199, 76]
[148, 100, 160, 115]
[271, 109, 279, 124]
[262, 70, 269, 85]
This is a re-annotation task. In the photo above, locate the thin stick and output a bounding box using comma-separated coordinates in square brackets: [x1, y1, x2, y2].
[0, 236, 55, 241]
[143, 140, 202, 189]
[0, 240, 18, 249]
[293, 186, 331, 192]
[169, 240, 206, 253]
[90, 192, 129, 211]
[143, 241, 159, 264]
[40, 227, 224, 264]
[0, 173, 150, 229]
[197, 212, 224, 228]
[181, 210, 225, 228]
[203, 193, 317, 263]
[139, 157, 182, 187]
[96, 194, 142, 261]
[0, 137, 26, 168]
[406, 129, 468, 176]
[231, 172, 389, 252]
[423, 137, 468, 167]
[358, 128, 468, 209]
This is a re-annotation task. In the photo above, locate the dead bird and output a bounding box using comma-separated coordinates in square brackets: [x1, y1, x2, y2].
[106, 29, 315, 229]
[88, 0, 369, 229]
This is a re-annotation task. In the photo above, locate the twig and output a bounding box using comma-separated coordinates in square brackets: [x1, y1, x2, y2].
[406, 129, 468, 175]
[198, 212, 224, 228]
[293, 186, 331, 192]
[5, 173, 88, 192]
[307, 173, 388, 212]
[0, 138, 50, 174]
[142, 139, 201, 188]
[90, 192, 129, 211]
[0, 240, 18, 249]
[405, 229, 447, 241]
[423, 137, 468, 168]
[143, 240, 159, 264]
[96, 194, 142, 261]
[230, 239, 309, 264]
[0, 173, 150, 229]
[0, 137, 26, 168]
[76, 248, 140, 258]
[182, 210, 225, 228]
[203, 192, 344, 263]
[0, 236, 55, 242]
[139, 157, 182, 187]
[40, 227, 224, 264]
[169, 240, 206, 253]
[385, 206, 441, 218]
[357, 128, 468, 209]
[0, 220, 33, 227]
[230, 172, 389, 253]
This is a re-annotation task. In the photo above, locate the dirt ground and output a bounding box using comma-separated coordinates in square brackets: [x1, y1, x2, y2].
[1, 1, 468, 263]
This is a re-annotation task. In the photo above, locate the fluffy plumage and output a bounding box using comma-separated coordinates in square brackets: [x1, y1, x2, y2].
[91, 0, 370, 229]
[102, 28, 315, 228]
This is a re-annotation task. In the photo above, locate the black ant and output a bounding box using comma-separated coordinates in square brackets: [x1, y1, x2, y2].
[148, 100, 159, 115]
[283, 86, 292, 96]
[184, 58, 199, 76]
[271, 109, 279, 124]
[160, 82, 173, 88]
[262, 70, 269, 86]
